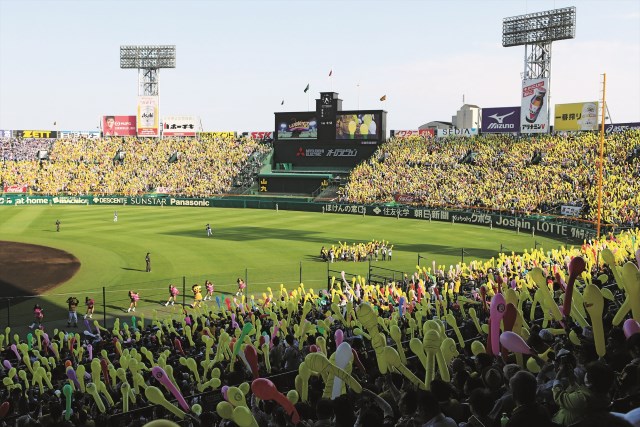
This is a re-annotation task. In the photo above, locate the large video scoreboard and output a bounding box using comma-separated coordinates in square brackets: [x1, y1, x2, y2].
[273, 92, 386, 167]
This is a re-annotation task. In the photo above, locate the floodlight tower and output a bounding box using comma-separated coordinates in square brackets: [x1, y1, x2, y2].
[502, 7, 576, 80]
[120, 45, 176, 96]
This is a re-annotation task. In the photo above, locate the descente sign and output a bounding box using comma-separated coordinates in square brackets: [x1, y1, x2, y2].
[0, 194, 596, 241]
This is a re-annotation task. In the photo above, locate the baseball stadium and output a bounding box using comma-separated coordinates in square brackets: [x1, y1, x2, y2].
[1, 2, 640, 427]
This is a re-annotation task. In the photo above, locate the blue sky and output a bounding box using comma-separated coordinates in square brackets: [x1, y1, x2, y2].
[0, 0, 638, 132]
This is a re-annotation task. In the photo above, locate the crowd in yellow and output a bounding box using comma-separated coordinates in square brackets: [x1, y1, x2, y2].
[340, 130, 640, 225]
[320, 240, 393, 262]
[0, 135, 270, 197]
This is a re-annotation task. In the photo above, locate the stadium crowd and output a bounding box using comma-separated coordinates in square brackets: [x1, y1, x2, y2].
[1, 229, 639, 427]
[2, 132, 640, 226]
[0, 135, 270, 197]
[320, 241, 393, 263]
[339, 130, 640, 225]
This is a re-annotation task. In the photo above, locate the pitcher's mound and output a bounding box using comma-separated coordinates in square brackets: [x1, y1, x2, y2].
[0, 241, 80, 297]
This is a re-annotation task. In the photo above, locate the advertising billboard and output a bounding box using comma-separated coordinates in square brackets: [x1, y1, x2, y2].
[392, 130, 435, 138]
[137, 96, 159, 137]
[276, 113, 318, 140]
[336, 113, 380, 140]
[102, 115, 137, 136]
[437, 128, 478, 137]
[554, 102, 599, 131]
[0, 130, 13, 138]
[163, 116, 197, 137]
[59, 130, 101, 139]
[199, 132, 236, 139]
[15, 130, 58, 138]
[249, 131, 274, 140]
[520, 78, 549, 134]
[604, 122, 640, 134]
[481, 107, 521, 133]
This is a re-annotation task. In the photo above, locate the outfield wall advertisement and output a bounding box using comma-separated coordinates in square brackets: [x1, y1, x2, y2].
[0, 194, 597, 241]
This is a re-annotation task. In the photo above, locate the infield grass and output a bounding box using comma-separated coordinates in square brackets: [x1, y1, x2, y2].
[0, 205, 563, 331]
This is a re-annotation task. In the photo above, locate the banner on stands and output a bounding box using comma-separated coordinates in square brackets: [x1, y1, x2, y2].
[59, 130, 101, 139]
[437, 128, 478, 137]
[481, 107, 521, 133]
[521, 78, 549, 134]
[102, 115, 137, 136]
[604, 122, 640, 134]
[162, 116, 197, 136]
[554, 102, 598, 131]
[137, 96, 159, 137]
[15, 130, 58, 138]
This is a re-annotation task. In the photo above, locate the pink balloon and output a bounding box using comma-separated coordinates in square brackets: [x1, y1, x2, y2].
[87, 344, 93, 361]
[335, 329, 344, 347]
[2, 360, 11, 370]
[309, 345, 319, 353]
[489, 294, 507, 355]
[221, 385, 229, 401]
[251, 378, 300, 424]
[500, 331, 534, 355]
[151, 366, 189, 411]
[623, 319, 640, 339]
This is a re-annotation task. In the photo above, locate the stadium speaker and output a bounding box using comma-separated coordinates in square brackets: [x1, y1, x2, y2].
[36, 150, 49, 160]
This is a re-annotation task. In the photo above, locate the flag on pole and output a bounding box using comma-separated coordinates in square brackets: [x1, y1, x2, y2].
[281, 100, 284, 105]
[380, 95, 387, 101]
[329, 69, 332, 77]
[304, 83, 309, 93]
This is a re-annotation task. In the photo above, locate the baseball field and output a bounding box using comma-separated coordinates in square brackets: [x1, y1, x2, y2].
[0, 205, 562, 333]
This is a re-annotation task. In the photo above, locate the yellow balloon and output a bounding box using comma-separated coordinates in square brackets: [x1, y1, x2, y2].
[287, 389, 299, 405]
[216, 401, 234, 420]
[348, 121, 357, 135]
[143, 421, 181, 427]
[232, 406, 257, 427]
[471, 340, 485, 356]
[526, 357, 541, 373]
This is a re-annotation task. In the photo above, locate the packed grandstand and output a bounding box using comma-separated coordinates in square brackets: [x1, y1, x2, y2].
[2, 130, 640, 226]
[1, 132, 640, 427]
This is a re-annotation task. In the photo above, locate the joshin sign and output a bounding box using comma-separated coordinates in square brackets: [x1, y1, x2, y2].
[520, 78, 549, 134]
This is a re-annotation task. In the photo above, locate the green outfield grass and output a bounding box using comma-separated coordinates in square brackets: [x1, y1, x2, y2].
[0, 205, 563, 331]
